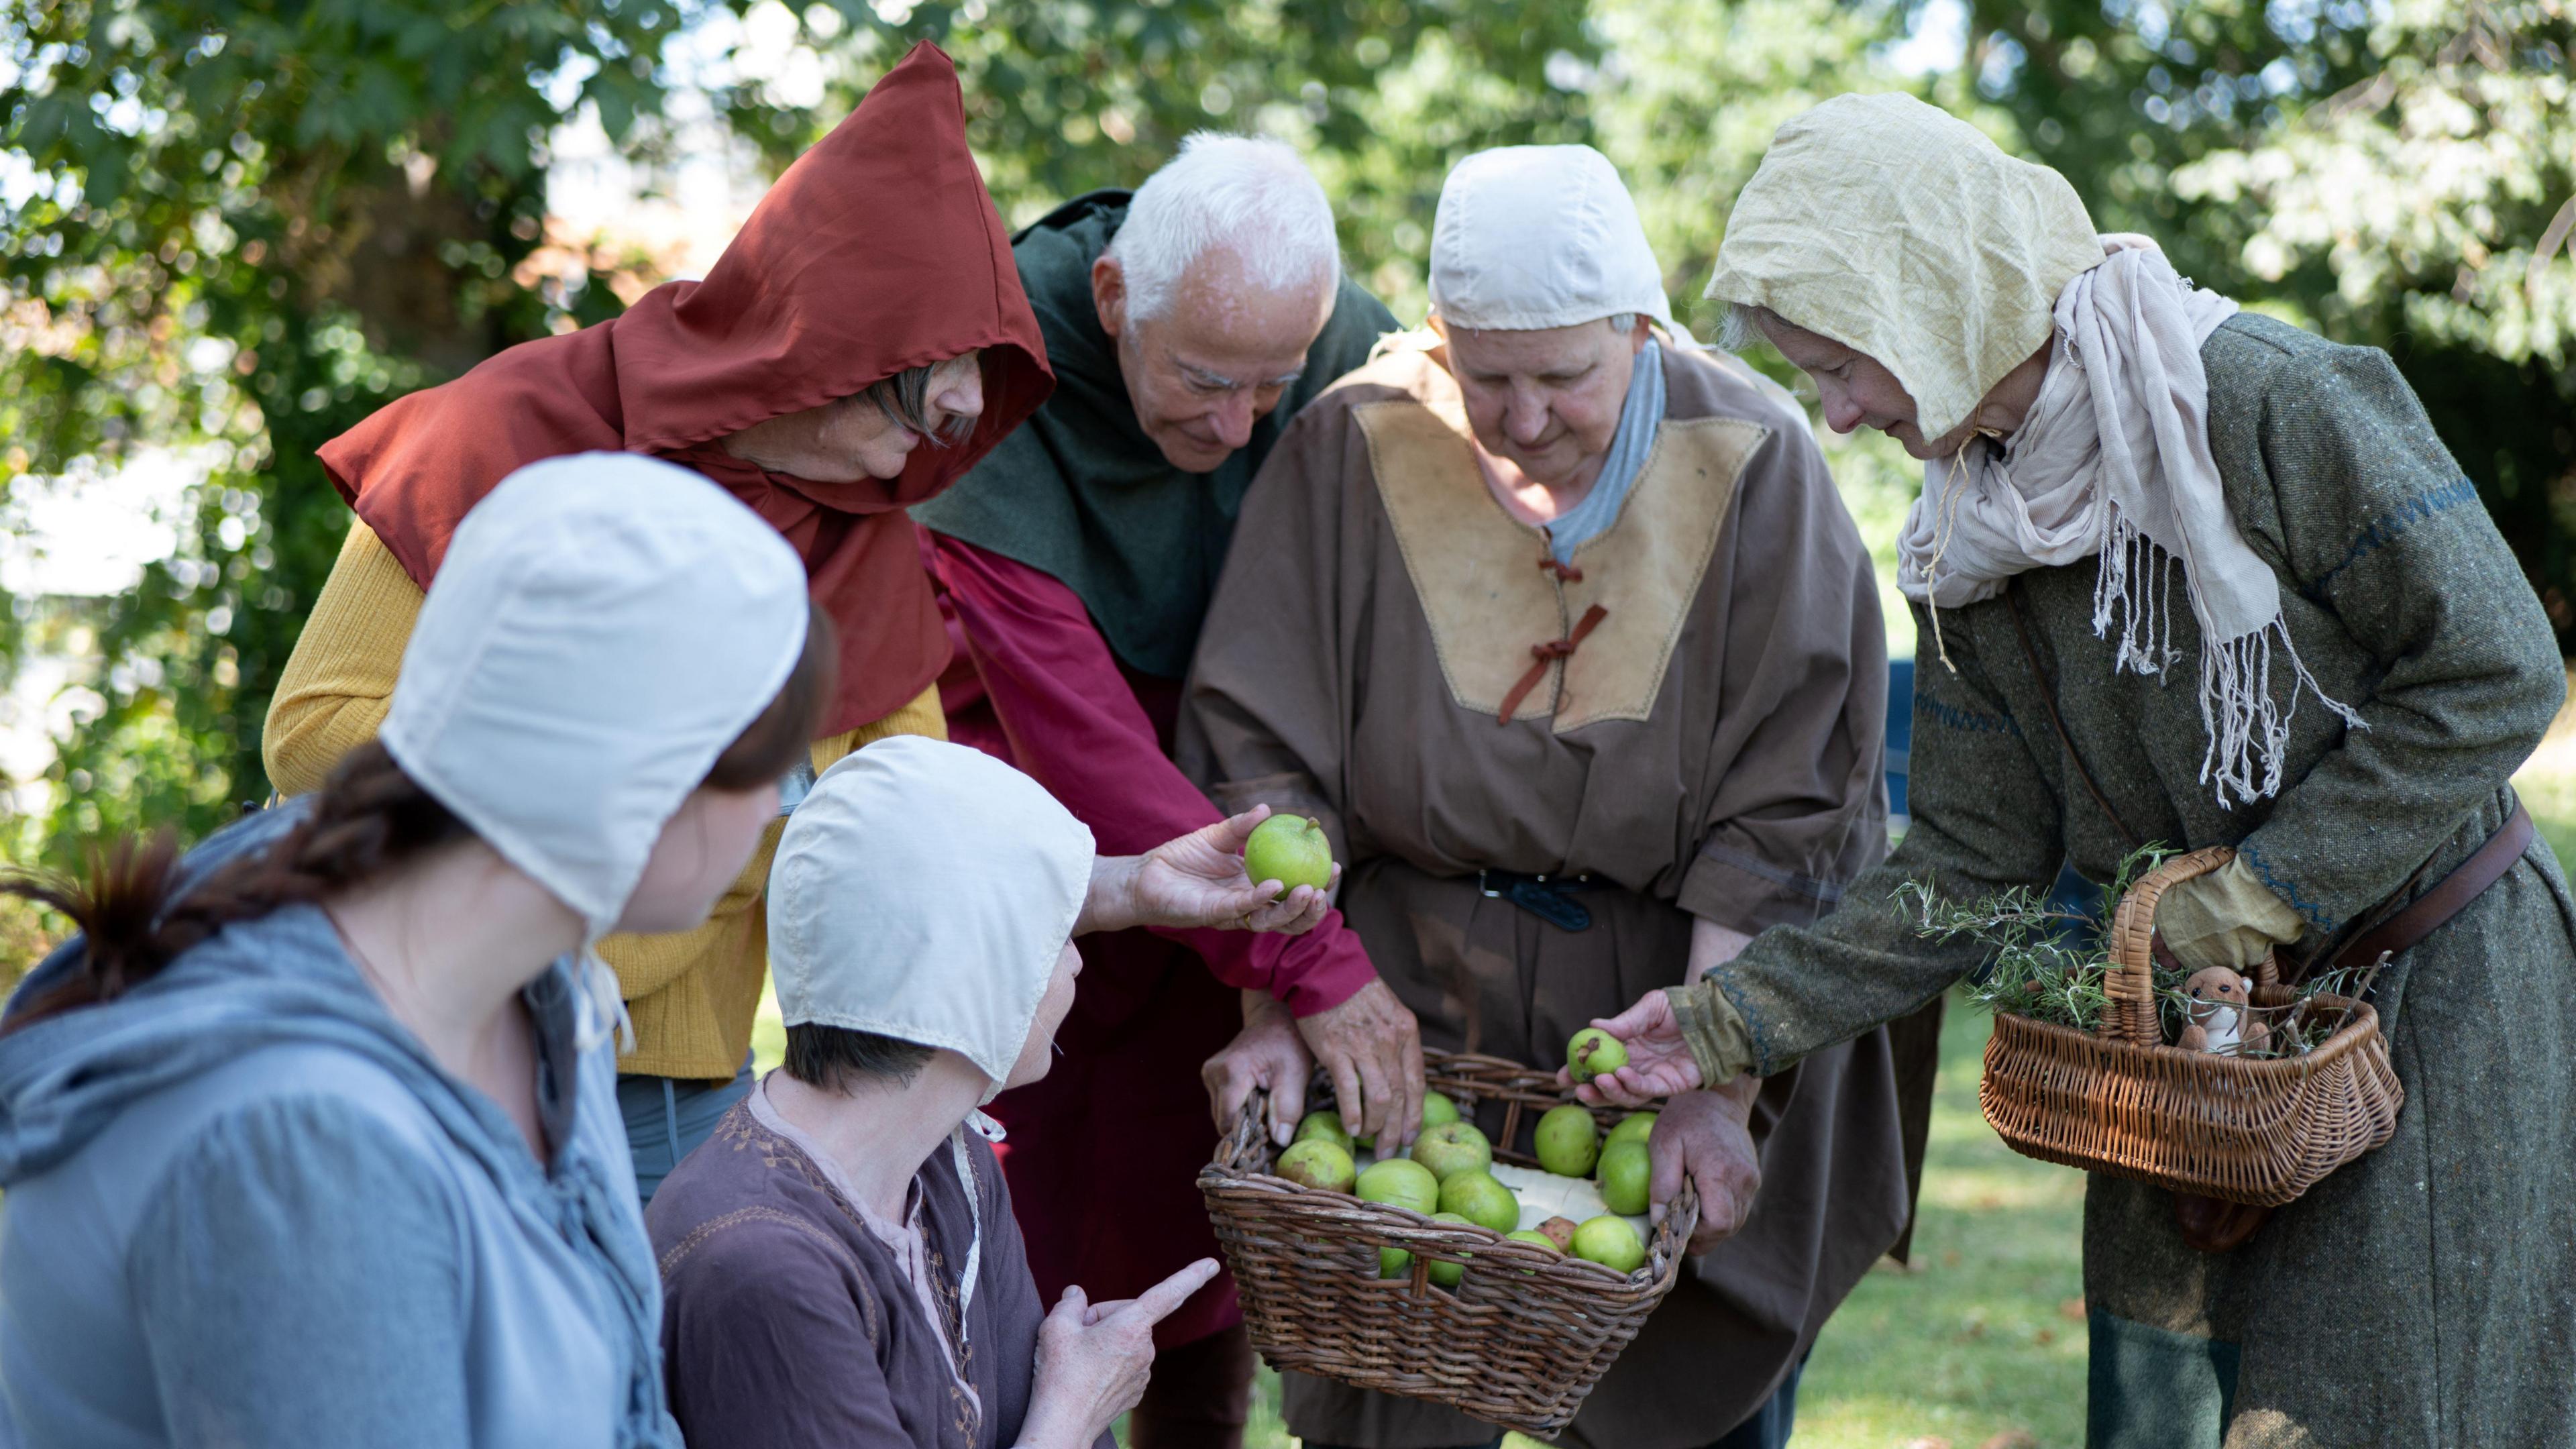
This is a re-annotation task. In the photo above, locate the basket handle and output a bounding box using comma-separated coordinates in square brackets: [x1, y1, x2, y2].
[2104, 846, 2279, 1046]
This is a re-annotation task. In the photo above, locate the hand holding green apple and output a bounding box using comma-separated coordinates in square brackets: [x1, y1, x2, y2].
[1090, 807, 1340, 938]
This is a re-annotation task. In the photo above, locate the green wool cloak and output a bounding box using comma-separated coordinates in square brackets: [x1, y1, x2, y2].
[1708, 314, 2576, 1448]
[909, 191, 1399, 678]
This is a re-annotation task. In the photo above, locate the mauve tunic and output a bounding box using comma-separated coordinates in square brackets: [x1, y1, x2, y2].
[1177, 341, 1920, 1449]
[647, 1097, 1107, 1449]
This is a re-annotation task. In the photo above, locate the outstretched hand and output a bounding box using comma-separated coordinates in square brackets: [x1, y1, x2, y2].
[1079, 805, 1340, 936]
[1556, 989, 1704, 1107]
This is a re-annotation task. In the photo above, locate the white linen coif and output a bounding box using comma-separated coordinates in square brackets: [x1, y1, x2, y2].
[767, 735, 1094, 1095]
[1430, 145, 1676, 334]
[380, 453, 810, 1040]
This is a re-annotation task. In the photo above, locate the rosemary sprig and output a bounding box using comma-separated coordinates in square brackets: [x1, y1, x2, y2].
[1899, 845, 2355, 1055]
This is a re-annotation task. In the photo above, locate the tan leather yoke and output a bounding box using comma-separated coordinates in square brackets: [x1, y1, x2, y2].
[1358, 396, 1766, 732]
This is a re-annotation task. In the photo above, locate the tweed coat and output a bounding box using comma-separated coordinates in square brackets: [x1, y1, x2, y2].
[1706, 313, 2576, 1448]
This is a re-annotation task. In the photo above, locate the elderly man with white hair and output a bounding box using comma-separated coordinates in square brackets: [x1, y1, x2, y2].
[1180, 145, 1922, 1449]
[908, 134, 1409, 1448]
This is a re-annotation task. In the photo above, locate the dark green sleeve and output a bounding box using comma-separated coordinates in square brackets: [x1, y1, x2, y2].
[1707, 604, 2069, 1076]
[2229, 345, 2563, 932]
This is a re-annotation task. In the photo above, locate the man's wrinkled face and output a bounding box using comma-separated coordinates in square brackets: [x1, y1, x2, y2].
[1095, 246, 1335, 474]
[1441, 317, 1650, 489]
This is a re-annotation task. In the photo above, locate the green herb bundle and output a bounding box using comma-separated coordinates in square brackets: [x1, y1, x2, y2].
[1897, 846, 2366, 1057]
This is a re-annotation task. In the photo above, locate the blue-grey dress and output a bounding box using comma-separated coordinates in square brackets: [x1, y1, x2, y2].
[0, 806, 680, 1448]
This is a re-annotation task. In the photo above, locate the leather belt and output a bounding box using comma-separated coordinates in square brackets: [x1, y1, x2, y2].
[2329, 801, 2534, 972]
[1477, 869, 1603, 932]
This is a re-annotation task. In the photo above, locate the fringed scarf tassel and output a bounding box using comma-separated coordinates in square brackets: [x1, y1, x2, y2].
[2090, 512, 2364, 809]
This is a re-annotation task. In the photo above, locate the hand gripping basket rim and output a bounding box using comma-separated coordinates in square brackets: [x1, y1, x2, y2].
[1199, 1049, 1697, 1436]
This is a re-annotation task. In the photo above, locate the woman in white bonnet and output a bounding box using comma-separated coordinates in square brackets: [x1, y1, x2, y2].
[1585, 93, 2576, 1448]
[650, 735, 1240, 1449]
[0, 453, 836, 1446]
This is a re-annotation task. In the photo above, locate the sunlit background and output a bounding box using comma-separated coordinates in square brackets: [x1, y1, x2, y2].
[5, 2, 2572, 1442]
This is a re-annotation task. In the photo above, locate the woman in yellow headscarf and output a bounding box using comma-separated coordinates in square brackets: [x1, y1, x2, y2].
[1582, 94, 2576, 1449]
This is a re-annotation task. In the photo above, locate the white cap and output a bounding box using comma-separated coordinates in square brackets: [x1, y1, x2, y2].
[1428, 145, 1674, 333]
[767, 736, 1095, 1095]
[380, 453, 809, 940]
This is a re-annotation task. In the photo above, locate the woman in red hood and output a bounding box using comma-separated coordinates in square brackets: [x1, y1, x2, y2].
[262, 42, 1053, 1199]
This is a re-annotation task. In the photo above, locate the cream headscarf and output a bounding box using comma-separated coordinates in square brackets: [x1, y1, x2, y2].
[382, 453, 810, 1044]
[1705, 93, 2359, 807]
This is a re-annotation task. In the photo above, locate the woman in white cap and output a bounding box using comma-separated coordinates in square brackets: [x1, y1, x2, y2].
[1585, 95, 2573, 1448]
[0, 453, 836, 1448]
[649, 735, 1224, 1449]
[1180, 144, 1917, 1449]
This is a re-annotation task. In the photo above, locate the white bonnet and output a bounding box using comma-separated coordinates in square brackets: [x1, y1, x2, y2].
[380, 453, 809, 939]
[767, 736, 1095, 1093]
[1429, 144, 1675, 333]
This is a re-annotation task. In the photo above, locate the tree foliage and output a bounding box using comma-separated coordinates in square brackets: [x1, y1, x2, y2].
[1964, 0, 2576, 625]
[3, 0, 2570, 876]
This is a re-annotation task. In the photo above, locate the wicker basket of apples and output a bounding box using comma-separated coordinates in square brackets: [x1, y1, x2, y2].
[1197, 1034, 1696, 1436]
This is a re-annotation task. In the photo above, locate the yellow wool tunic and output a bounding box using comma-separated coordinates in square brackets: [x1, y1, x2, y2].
[264, 520, 947, 1080]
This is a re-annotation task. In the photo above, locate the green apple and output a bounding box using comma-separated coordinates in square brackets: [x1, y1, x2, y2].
[1605, 1111, 1657, 1150]
[1409, 1121, 1493, 1183]
[1378, 1245, 1413, 1279]
[1354, 1157, 1440, 1216]
[1597, 1139, 1651, 1216]
[1572, 1214, 1646, 1274]
[1437, 1169, 1520, 1233]
[1277, 1138, 1355, 1194]
[1567, 1027, 1629, 1083]
[1534, 1103, 1600, 1177]
[1426, 1212, 1474, 1287]
[1243, 814, 1334, 894]
[1294, 1110, 1354, 1152]
[1420, 1091, 1461, 1128]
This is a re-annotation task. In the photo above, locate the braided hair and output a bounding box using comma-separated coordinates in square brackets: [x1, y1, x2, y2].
[4, 604, 837, 1033]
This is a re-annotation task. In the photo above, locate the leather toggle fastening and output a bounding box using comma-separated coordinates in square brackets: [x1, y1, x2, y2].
[1497, 604, 1609, 724]
[1539, 556, 1585, 583]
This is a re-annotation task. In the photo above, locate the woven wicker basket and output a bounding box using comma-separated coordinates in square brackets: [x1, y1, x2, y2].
[1979, 846, 2404, 1206]
[1199, 1050, 1697, 1434]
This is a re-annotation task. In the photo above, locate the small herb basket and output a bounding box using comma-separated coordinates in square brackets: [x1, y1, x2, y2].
[1980, 846, 2405, 1206]
[1199, 1049, 1696, 1435]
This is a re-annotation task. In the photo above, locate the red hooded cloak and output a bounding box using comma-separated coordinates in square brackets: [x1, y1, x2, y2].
[317, 42, 1051, 736]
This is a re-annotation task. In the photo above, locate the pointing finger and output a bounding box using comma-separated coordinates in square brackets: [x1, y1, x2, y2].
[1130, 1258, 1223, 1322]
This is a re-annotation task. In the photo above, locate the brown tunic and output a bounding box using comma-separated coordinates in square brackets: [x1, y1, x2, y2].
[1177, 341, 1916, 1448]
